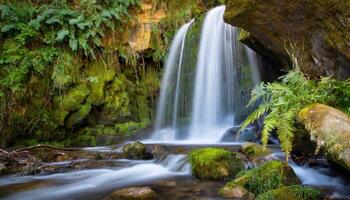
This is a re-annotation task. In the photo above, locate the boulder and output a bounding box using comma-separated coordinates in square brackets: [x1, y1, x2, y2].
[256, 185, 321, 200]
[0, 163, 7, 175]
[188, 148, 246, 180]
[241, 142, 272, 160]
[298, 103, 350, 171]
[220, 185, 255, 200]
[106, 187, 156, 200]
[221, 161, 300, 195]
[224, 0, 350, 79]
[122, 142, 153, 160]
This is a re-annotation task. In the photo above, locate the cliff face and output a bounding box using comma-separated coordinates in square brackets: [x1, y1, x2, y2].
[224, 0, 350, 79]
[0, 0, 206, 147]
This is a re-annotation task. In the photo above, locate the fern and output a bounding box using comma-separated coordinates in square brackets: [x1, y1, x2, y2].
[243, 69, 350, 158]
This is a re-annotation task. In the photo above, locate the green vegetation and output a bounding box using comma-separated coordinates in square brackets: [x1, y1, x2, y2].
[241, 69, 350, 158]
[188, 148, 245, 180]
[221, 161, 300, 195]
[256, 185, 321, 200]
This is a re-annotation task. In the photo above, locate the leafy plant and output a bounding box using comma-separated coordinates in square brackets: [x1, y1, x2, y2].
[241, 69, 350, 158]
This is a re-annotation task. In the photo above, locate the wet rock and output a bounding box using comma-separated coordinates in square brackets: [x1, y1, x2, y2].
[50, 152, 73, 162]
[220, 185, 255, 199]
[298, 104, 350, 171]
[106, 187, 156, 200]
[188, 148, 246, 180]
[221, 161, 300, 195]
[148, 144, 170, 158]
[122, 142, 153, 160]
[241, 142, 272, 160]
[256, 185, 321, 200]
[0, 163, 7, 175]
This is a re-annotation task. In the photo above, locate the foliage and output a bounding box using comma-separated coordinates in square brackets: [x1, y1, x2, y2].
[241, 69, 350, 158]
[256, 185, 321, 200]
[0, 0, 140, 146]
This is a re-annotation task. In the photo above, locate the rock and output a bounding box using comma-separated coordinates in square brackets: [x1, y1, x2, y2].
[0, 163, 7, 175]
[241, 142, 272, 160]
[122, 142, 153, 160]
[298, 103, 350, 171]
[221, 161, 300, 195]
[220, 185, 255, 199]
[224, 0, 350, 79]
[188, 148, 246, 180]
[65, 103, 92, 129]
[256, 185, 321, 200]
[106, 187, 156, 200]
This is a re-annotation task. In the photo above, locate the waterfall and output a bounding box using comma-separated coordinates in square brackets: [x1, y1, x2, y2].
[150, 6, 261, 143]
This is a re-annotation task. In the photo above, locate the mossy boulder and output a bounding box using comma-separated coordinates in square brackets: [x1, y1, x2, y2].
[224, 0, 350, 79]
[122, 142, 153, 160]
[65, 103, 92, 129]
[221, 161, 300, 195]
[61, 85, 90, 111]
[188, 148, 246, 180]
[86, 62, 116, 106]
[0, 163, 8, 176]
[241, 142, 272, 160]
[256, 185, 321, 200]
[298, 103, 350, 171]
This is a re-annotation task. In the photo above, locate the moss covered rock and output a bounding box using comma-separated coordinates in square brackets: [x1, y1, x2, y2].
[298, 103, 350, 171]
[65, 103, 92, 129]
[122, 142, 153, 160]
[221, 161, 300, 195]
[188, 148, 246, 180]
[61, 85, 90, 111]
[241, 142, 272, 160]
[256, 185, 321, 200]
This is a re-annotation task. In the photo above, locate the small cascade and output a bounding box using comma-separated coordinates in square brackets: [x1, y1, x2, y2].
[150, 5, 262, 143]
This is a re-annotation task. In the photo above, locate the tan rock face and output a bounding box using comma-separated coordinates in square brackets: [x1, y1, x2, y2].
[224, 0, 350, 79]
[101, 0, 166, 52]
[298, 103, 350, 171]
[128, 0, 166, 52]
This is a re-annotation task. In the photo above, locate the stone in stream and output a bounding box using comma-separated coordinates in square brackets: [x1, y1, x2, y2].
[122, 141, 153, 160]
[220, 161, 300, 196]
[106, 187, 156, 200]
[240, 142, 272, 160]
[298, 103, 350, 171]
[220, 185, 255, 199]
[0, 163, 7, 175]
[188, 148, 246, 180]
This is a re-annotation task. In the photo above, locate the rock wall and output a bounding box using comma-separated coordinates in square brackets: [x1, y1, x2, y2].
[224, 0, 350, 79]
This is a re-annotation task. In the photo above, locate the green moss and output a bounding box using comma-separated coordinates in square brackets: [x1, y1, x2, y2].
[62, 84, 90, 111]
[241, 142, 272, 159]
[86, 62, 116, 106]
[222, 161, 300, 195]
[188, 148, 245, 180]
[256, 185, 321, 200]
[65, 103, 92, 128]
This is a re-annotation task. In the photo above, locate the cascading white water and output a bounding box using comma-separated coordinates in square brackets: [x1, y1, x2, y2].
[188, 6, 235, 141]
[150, 5, 261, 143]
[152, 20, 194, 141]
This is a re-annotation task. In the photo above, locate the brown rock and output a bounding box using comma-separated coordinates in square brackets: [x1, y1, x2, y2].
[107, 187, 156, 200]
[220, 185, 252, 199]
[224, 0, 350, 79]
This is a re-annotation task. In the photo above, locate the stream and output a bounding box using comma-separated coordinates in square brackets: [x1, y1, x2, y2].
[0, 143, 349, 200]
